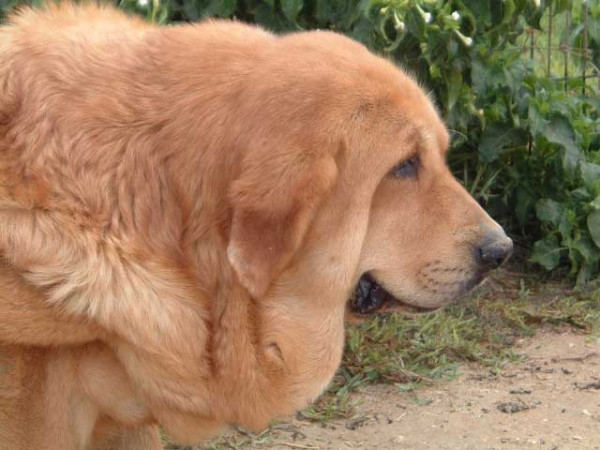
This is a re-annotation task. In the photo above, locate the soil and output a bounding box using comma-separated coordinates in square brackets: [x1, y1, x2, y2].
[198, 330, 600, 450]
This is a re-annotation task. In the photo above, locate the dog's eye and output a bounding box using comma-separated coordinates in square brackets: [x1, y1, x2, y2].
[390, 156, 419, 179]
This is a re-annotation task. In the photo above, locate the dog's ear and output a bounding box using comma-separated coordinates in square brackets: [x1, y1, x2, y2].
[227, 145, 338, 298]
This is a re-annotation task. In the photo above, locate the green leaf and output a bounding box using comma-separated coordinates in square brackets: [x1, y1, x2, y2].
[516, 188, 533, 227]
[559, 213, 574, 241]
[576, 263, 594, 286]
[463, 0, 491, 25]
[529, 235, 562, 270]
[502, 0, 516, 24]
[204, 0, 236, 17]
[571, 187, 592, 201]
[572, 235, 600, 263]
[315, 0, 334, 25]
[447, 70, 463, 111]
[588, 210, 600, 249]
[553, 0, 571, 14]
[527, 101, 547, 138]
[581, 162, 600, 192]
[479, 123, 527, 163]
[281, 0, 303, 22]
[535, 199, 564, 226]
[544, 117, 581, 173]
[181, 1, 201, 20]
[254, 3, 288, 31]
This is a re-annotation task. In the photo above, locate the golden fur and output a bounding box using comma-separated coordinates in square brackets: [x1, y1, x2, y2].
[0, 4, 511, 449]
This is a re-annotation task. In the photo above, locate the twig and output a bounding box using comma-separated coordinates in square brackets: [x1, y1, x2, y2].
[552, 352, 599, 363]
[394, 412, 407, 422]
[282, 443, 321, 449]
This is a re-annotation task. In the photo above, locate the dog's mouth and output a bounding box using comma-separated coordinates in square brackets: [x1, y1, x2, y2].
[348, 273, 440, 316]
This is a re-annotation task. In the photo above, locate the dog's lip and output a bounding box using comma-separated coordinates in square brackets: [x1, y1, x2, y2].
[349, 273, 440, 316]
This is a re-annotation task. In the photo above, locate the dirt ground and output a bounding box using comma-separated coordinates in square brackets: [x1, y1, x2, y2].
[198, 329, 600, 450]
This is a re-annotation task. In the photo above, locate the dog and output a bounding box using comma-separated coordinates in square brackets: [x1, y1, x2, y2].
[0, 3, 512, 449]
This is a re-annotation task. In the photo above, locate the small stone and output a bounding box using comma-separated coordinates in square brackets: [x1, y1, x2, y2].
[497, 401, 530, 414]
[391, 435, 405, 444]
[510, 388, 532, 395]
[344, 418, 367, 430]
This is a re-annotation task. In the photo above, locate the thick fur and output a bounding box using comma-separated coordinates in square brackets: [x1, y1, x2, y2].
[0, 3, 511, 449]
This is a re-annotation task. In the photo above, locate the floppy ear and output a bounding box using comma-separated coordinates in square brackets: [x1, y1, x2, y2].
[227, 145, 338, 298]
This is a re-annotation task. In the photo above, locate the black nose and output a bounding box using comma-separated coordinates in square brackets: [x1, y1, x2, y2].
[476, 232, 513, 271]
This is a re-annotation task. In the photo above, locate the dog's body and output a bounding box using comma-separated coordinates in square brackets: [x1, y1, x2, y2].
[0, 4, 512, 449]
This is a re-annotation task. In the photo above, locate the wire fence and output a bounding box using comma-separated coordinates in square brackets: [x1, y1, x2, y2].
[522, 2, 599, 95]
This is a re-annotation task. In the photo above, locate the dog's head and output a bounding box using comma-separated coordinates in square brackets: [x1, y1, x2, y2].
[226, 30, 512, 315]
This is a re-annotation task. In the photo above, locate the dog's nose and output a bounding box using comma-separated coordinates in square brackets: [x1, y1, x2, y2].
[476, 230, 513, 271]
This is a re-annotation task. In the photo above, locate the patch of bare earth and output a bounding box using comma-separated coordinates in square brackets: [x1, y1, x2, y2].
[200, 330, 599, 450]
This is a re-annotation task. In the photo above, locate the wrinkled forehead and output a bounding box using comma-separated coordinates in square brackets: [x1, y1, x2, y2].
[344, 63, 450, 165]
[419, 120, 450, 156]
[384, 80, 449, 155]
[412, 93, 449, 155]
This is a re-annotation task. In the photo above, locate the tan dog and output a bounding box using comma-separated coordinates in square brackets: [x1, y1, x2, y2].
[0, 3, 512, 449]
